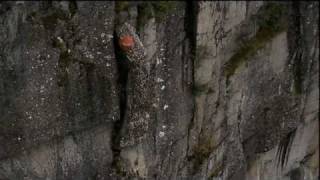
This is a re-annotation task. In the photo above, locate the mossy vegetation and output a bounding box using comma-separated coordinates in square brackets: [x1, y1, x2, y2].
[192, 84, 210, 96]
[152, 1, 178, 23]
[223, 2, 288, 79]
[27, 8, 69, 31]
[68, 1, 78, 17]
[113, 158, 127, 177]
[57, 51, 72, 87]
[41, 8, 70, 30]
[189, 136, 215, 174]
[115, 1, 130, 13]
[52, 37, 73, 87]
[255, 2, 288, 32]
[137, 2, 154, 30]
[137, 1, 178, 26]
[223, 28, 278, 78]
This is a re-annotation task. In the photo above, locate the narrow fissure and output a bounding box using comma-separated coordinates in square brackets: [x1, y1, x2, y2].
[276, 129, 296, 169]
[289, 1, 304, 94]
[68, 1, 78, 17]
[111, 29, 129, 174]
[185, 0, 198, 162]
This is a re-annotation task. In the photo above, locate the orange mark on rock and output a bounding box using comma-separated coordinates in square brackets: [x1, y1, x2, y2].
[119, 35, 134, 51]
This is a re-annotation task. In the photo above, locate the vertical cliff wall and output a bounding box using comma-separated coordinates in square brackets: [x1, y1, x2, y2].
[0, 1, 318, 180]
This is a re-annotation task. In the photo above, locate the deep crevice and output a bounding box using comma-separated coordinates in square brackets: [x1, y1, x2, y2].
[185, 0, 199, 167]
[276, 129, 296, 169]
[111, 29, 129, 175]
[288, 1, 304, 95]
[68, 0, 78, 17]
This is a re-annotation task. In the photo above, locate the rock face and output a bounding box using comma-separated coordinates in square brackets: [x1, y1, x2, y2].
[0, 1, 318, 180]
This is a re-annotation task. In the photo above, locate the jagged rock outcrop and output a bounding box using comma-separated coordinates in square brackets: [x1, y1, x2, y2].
[0, 1, 318, 180]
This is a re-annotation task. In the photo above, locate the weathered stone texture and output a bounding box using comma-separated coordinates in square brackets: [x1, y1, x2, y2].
[0, 1, 318, 180]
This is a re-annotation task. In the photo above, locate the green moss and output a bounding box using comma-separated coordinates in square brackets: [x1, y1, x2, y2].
[223, 2, 288, 80]
[60, 51, 73, 66]
[190, 136, 215, 174]
[224, 28, 275, 78]
[115, 1, 130, 13]
[41, 9, 69, 30]
[255, 2, 288, 32]
[192, 84, 209, 96]
[53, 37, 74, 87]
[137, 3, 155, 29]
[57, 51, 72, 87]
[68, 1, 77, 16]
[152, 1, 177, 23]
[112, 158, 127, 177]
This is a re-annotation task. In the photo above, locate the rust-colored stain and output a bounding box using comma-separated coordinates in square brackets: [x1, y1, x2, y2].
[119, 35, 134, 51]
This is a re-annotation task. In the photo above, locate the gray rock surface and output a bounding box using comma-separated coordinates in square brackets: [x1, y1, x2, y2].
[0, 1, 318, 180]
